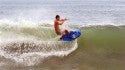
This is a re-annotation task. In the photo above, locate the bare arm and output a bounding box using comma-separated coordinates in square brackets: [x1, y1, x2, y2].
[58, 18, 68, 25]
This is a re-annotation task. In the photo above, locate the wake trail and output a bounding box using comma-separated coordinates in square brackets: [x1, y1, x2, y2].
[0, 22, 78, 66]
[0, 39, 78, 66]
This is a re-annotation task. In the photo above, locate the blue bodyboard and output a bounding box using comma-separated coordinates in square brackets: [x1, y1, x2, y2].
[62, 29, 81, 41]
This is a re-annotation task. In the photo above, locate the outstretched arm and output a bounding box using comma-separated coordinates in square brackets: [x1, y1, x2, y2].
[59, 18, 68, 25]
[61, 18, 68, 21]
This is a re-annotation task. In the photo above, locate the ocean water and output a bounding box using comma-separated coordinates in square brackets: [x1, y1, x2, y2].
[0, 0, 125, 70]
[0, 0, 125, 25]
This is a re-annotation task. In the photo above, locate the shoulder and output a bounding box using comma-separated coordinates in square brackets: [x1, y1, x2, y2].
[54, 20, 57, 22]
[54, 20, 59, 23]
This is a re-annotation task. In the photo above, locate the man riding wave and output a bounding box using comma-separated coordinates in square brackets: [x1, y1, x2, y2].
[54, 15, 68, 35]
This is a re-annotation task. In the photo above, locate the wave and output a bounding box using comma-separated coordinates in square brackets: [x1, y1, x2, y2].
[0, 20, 78, 66]
[0, 39, 77, 66]
[1, 19, 125, 66]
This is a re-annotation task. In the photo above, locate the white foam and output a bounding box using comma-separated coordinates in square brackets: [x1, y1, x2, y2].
[78, 22, 125, 28]
[0, 38, 78, 66]
[0, 19, 38, 27]
[0, 31, 1, 34]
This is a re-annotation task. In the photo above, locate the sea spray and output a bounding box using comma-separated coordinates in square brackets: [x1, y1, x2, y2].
[0, 23, 78, 66]
[0, 39, 77, 66]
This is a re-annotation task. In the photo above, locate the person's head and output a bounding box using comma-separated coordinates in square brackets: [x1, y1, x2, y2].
[55, 15, 60, 20]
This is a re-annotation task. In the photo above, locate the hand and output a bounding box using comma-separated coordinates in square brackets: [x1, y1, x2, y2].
[64, 18, 68, 21]
[60, 18, 68, 22]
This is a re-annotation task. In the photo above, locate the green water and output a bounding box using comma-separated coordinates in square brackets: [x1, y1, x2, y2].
[38, 25, 125, 70]
[1, 25, 125, 70]
[76, 26, 125, 70]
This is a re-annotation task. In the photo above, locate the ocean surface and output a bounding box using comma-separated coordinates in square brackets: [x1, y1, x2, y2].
[0, 0, 125, 70]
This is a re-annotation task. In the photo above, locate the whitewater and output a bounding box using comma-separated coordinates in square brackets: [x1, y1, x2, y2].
[0, 0, 125, 70]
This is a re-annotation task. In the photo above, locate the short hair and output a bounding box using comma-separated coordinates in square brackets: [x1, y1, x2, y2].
[55, 15, 60, 19]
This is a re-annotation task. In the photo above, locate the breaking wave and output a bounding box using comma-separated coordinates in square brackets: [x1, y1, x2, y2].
[0, 20, 78, 66]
